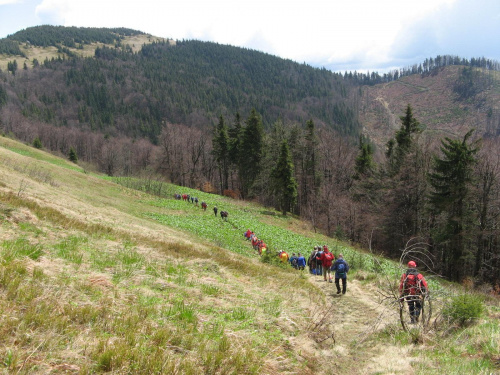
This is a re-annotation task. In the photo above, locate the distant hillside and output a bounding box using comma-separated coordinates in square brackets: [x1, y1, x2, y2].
[358, 65, 500, 154]
[0, 26, 162, 69]
[0, 26, 361, 143]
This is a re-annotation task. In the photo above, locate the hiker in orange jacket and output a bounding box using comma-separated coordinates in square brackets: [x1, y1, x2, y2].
[279, 250, 289, 263]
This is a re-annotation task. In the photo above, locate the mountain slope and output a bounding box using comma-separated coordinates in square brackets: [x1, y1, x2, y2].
[1, 136, 499, 374]
[359, 65, 500, 153]
[0, 26, 360, 143]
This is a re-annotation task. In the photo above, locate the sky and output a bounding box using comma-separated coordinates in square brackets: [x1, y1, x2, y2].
[0, 0, 499, 73]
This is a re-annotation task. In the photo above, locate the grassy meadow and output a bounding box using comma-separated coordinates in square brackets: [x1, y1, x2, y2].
[0, 135, 499, 374]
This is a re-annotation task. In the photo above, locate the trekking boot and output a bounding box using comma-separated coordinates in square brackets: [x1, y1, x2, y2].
[336, 290, 341, 294]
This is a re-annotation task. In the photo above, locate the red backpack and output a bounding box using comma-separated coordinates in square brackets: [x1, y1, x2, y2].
[404, 269, 421, 295]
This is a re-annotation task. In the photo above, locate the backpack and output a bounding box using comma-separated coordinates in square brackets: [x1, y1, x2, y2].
[337, 262, 346, 277]
[291, 257, 298, 267]
[404, 269, 420, 294]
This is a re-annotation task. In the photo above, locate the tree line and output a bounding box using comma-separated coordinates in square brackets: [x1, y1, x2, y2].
[5, 25, 141, 49]
[343, 54, 500, 86]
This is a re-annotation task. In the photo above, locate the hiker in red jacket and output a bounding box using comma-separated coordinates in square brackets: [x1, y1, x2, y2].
[399, 261, 429, 324]
[251, 236, 259, 250]
[244, 229, 253, 240]
[320, 245, 335, 282]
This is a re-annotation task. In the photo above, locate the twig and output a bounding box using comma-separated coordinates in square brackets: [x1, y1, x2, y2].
[16, 339, 46, 374]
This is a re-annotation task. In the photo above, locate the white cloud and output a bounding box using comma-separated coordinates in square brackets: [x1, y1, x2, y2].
[0, 0, 21, 5]
[391, 0, 500, 67]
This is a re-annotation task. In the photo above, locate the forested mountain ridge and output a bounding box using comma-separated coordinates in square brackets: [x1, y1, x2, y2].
[0, 25, 360, 143]
[2, 26, 498, 149]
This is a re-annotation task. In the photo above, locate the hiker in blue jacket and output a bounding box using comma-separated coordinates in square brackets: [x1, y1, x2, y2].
[331, 253, 349, 295]
[296, 253, 306, 271]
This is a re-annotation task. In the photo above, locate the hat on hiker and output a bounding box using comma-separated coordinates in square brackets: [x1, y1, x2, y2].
[408, 260, 417, 268]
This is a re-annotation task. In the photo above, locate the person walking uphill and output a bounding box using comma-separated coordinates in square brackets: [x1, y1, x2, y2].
[331, 253, 349, 294]
[320, 246, 335, 282]
[297, 253, 306, 271]
[399, 261, 429, 324]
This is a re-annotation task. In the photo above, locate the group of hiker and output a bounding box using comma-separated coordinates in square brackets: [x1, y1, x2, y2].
[174, 194, 429, 323]
[304, 245, 350, 294]
[175, 193, 228, 220]
[284, 252, 307, 270]
[242, 226, 352, 295]
[244, 229, 268, 255]
[176, 193, 204, 209]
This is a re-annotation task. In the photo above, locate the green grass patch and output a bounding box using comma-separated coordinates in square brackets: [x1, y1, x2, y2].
[1, 238, 44, 261]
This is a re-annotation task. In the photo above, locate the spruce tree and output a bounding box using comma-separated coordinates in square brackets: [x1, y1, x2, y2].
[387, 104, 421, 174]
[354, 135, 374, 178]
[69, 147, 78, 163]
[271, 140, 297, 215]
[32, 136, 42, 149]
[228, 113, 242, 190]
[212, 115, 230, 191]
[239, 108, 264, 198]
[428, 129, 479, 281]
[302, 119, 320, 204]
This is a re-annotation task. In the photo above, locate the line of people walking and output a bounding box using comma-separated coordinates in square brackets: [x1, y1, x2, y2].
[176, 194, 431, 313]
[176, 194, 350, 295]
[244, 229, 268, 255]
[175, 193, 228, 221]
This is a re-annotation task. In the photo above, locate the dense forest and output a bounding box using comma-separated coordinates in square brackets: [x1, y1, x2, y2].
[1, 26, 361, 143]
[0, 26, 499, 288]
[5, 26, 142, 48]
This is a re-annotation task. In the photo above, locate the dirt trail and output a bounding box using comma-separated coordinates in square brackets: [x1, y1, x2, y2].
[309, 273, 416, 375]
[375, 96, 398, 131]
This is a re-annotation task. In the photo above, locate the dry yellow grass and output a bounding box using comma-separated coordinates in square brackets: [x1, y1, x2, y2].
[0, 33, 171, 71]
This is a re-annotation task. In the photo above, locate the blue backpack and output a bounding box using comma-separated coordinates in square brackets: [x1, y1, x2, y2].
[337, 262, 346, 277]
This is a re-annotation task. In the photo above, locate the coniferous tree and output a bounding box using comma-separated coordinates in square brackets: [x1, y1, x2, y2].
[428, 129, 479, 281]
[239, 108, 264, 198]
[271, 140, 297, 215]
[32, 136, 42, 149]
[387, 104, 422, 174]
[228, 113, 243, 190]
[69, 146, 78, 163]
[381, 105, 429, 257]
[302, 119, 320, 205]
[212, 115, 230, 191]
[0, 85, 7, 108]
[7, 60, 18, 75]
[354, 135, 374, 178]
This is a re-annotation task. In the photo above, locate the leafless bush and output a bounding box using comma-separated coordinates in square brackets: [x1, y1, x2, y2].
[305, 299, 336, 345]
[17, 178, 30, 196]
